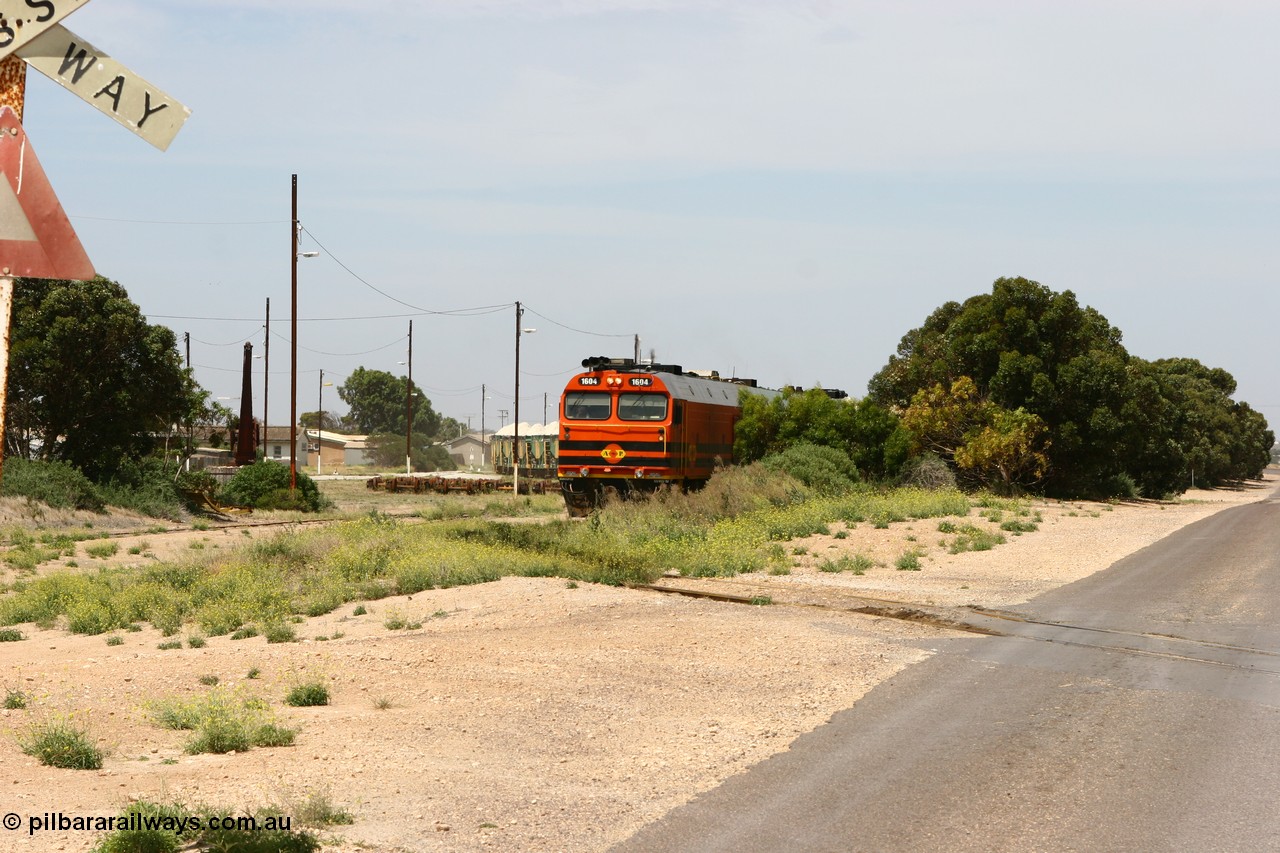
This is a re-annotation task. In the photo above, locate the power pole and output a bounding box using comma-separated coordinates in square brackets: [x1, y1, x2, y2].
[514, 301, 522, 496]
[263, 297, 269, 454]
[290, 174, 298, 492]
[405, 320, 414, 475]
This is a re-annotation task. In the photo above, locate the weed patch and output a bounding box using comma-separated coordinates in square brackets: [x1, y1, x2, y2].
[284, 681, 330, 707]
[947, 525, 1006, 554]
[19, 714, 104, 769]
[818, 554, 873, 574]
[148, 689, 296, 755]
[91, 799, 320, 853]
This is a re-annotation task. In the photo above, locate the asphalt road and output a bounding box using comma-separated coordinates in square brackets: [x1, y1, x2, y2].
[614, 482, 1280, 853]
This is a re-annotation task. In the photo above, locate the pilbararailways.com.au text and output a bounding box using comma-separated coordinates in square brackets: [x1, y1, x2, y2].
[5, 811, 296, 835]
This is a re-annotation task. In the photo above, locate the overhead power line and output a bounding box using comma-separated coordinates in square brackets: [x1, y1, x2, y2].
[523, 306, 633, 339]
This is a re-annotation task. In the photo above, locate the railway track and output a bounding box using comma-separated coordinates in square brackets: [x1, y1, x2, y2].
[633, 578, 1008, 636]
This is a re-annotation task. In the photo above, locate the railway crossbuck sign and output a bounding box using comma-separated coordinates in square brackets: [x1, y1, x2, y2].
[0, 0, 191, 277]
[0, 0, 93, 61]
[0, 105, 93, 279]
[0, 0, 190, 484]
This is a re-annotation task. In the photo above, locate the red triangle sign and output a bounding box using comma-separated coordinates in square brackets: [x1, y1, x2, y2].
[0, 106, 94, 281]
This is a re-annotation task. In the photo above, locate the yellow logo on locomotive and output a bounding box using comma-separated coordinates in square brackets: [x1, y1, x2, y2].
[601, 444, 626, 463]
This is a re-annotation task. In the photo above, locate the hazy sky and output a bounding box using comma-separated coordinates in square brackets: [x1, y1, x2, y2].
[19, 0, 1279, 433]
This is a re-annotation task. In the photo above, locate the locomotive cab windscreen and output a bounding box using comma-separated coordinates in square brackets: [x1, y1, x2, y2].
[564, 391, 611, 420]
[617, 393, 668, 421]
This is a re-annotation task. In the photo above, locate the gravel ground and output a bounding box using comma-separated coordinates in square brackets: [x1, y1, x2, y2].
[0, 475, 1270, 852]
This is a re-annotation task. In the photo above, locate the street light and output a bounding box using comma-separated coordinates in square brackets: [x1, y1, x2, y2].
[513, 300, 536, 497]
[316, 369, 333, 475]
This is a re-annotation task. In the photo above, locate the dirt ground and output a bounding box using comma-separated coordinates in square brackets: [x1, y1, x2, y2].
[0, 475, 1273, 852]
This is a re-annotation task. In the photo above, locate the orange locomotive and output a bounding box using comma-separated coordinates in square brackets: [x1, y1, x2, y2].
[557, 357, 780, 517]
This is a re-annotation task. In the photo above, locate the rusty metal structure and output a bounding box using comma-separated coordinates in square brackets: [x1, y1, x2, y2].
[234, 342, 257, 466]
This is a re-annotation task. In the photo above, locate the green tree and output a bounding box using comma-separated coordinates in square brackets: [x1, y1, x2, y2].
[436, 416, 466, 442]
[6, 276, 202, 479]
[735, 388, 908, 480]
[299, 410, 341, 431]
[870, 278, 1271, 497]
[900, 376, 1050, 494]
[870, 277, 1130, 495]
[1126, 358, 1274, 493]
[336, 367, 440, 437]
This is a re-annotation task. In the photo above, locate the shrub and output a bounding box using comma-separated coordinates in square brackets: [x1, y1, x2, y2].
[219, 462, 327, 512]
[947, 525, 1006, 553]
[760, 444, 860, 495]
[91, 800, 189, 853]
[1097, 472, 1142, 500]
[4, 689, 28, 709]
[263, 623, 296, 644]
[93, 800, 320, 853]
[895, 551, 922, 571]
[19, 714, 104, 769]
[1, 458, 105, 511]
[818, 554, 873, 574]
[898, 452, 958, 491]
[86, 542, 120, 559]
[0, 628, 24, 642]
[150, 689, 296, 756]
[1000, 519, 1039, 535]
[285, 681, 330, 707]
[96, 458, 186, 520]
[288, 789, 355, 828]
[252, 723, 297, 748]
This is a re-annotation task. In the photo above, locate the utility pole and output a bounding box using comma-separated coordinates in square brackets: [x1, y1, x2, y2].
[316, 368, 332, 475]
[513, 302, 536, 496]
[290, 174, 299, 493]
[405, 320, 413, 475]
[184, 332, 192, 464]
[481, 384, 487, 469]
[0, 57, 26, 485]
[263, 297, 270, 455]
[514, 301, 522, 497]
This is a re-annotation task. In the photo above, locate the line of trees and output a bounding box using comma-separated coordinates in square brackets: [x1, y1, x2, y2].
[1, 274, 1269, 502]
[739, 277, 1272, 498]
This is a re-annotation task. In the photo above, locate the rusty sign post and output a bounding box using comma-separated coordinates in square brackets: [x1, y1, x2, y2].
[0, 0, 190, 484]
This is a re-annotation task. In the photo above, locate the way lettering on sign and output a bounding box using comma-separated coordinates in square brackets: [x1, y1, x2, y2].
[0, 0, 93, 61]
[19, 24, 190, 150]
